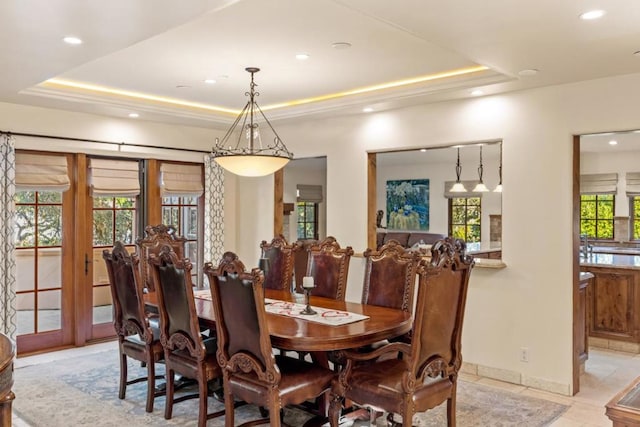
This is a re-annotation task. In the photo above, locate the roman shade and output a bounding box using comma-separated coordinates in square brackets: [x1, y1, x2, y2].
[15, 153, 70, 192]
[444, 181, 484, 198]
[626, 172, 640, 196]
[580, 173, 618, 195]
[89, 158, 140, 197]
[297, 184, 323, 203]
[160, 163, 204, 197]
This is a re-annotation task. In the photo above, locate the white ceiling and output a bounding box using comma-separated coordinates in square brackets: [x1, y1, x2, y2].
[2, 0, 640, 128]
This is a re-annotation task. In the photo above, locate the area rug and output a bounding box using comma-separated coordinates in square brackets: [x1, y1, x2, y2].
[12, 347, 568, 426]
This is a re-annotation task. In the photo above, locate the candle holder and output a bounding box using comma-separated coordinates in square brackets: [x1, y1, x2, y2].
[300, 276, 316, 315]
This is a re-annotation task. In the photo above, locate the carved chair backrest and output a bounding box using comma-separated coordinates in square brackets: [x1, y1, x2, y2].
[293, 239, 318, 293]
[409, 238, 474, 380]
[204, 259, 278, 383]
[305, 236, 354, 300]
[260, 235, 297, 291]
[103, 241, 151, 342]
[149, 246, 204, 359]
[361, 240, 421, 312]
[136, 224, 187, 291]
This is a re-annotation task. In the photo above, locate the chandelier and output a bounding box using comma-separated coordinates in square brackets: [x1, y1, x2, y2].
[211, 67, 293, 177]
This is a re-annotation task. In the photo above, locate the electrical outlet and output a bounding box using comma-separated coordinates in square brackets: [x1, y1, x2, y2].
[520, 347, 529, 362]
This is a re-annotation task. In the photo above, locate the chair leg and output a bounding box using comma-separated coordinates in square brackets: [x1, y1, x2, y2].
[328, 393, 342, 427]
[268, 392, 281, 427]
[224, 380, 235, 427]
[402, 408, 414, 427]
[145, 359, 155, 412]
[198, 377, 208, 427]
[165, 368, 174, 420]
[119, 351, 127, 399]
[447, 389, 457, 427]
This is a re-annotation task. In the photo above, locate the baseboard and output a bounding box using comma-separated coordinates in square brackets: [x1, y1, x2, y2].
[589, 337, 640, 353]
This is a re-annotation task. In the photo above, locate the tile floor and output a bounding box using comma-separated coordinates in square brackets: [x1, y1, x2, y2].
[11, 343, 639, 426]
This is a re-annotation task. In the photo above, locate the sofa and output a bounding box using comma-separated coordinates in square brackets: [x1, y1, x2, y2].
[376, 231, 447, 250]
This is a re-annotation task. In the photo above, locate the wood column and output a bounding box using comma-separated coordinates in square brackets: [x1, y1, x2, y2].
[367, 153, 377, 250]
[145, 159, 162, 227]
[274, 168, 284, 236]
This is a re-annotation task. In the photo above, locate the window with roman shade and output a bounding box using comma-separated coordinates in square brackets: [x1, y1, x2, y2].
[15, 153, 70, 192]
[296, 184, 323, 203]
[89, 158, 140, 197]
[580, 173, 618, 194]
[160, 163, 204, 197]
[443, 181, 484, 198]
[626, 172, 640, 196]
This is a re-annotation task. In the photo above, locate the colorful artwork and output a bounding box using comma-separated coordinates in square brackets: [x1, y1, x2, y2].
[386, 179, 429, 230]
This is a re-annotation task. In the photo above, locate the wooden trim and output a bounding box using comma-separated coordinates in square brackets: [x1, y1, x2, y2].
[61, 153, 75, 346]
[73, 153, 90, 346]
[274, 169, 284, 236]
[367, 153, 377, 250]
[145, 159, 162, 226]
[572, 134, 581, 395]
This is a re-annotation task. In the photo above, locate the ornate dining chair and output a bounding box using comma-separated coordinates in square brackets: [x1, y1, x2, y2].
[204, 254, 336, 427]
[329, 238, 474, 427]
[303, 236, 354, 300]
[259, 235, 298, 291]
[102, 241, 164, 413]
[136, 224, 187, 292]
[149, 246, 223, 427]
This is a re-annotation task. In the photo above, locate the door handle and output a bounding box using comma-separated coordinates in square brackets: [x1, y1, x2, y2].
[85, 254, 90, 276]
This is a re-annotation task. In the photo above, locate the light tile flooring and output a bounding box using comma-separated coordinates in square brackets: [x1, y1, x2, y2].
[11, 343, 640, 426]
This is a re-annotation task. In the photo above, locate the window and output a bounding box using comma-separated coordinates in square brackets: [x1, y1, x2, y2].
[449, 197, 481, 243]
[162, 196, 201, 285]
[630, 196, 640, 240]
[297, 202, 318, 240]
[580, 194, 614, 239]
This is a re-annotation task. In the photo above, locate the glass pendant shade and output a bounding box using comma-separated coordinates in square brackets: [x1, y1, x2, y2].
[450, 147, 467, 192]
[493, 183, 503, 192]
[493, 143, 503, 192]
[211, 67, 293, 177]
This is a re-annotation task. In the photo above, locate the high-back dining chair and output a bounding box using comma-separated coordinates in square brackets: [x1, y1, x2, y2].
[102, 241, 164, 413]
[259, 235, 298, 291]
[136, 224, 187, 292]
[303, 236, 354, 300]
[203, 255, 336, 427]
[329, 238, 475, 427]
[149, 246, 223, 427]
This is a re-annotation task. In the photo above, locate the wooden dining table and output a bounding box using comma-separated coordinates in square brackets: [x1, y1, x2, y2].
[146, 288, 412, 353]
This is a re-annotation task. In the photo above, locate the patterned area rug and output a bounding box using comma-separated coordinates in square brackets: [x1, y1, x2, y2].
[13, 347, 568, 426]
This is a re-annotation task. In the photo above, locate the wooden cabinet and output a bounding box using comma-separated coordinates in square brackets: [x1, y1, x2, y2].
[577, 273, 593, 364]
[581, 266, 640, 343]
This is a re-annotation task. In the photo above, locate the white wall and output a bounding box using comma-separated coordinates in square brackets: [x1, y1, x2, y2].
[5, 71, 640, 394]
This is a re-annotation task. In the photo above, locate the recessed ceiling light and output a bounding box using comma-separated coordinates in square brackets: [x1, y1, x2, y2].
[363, 107, 374, 113]
[420, 148, 427, 153]
[471, 90, 484, 96]
[128, 113, 139, 118]
[295, 53, 310, 60]
[580, 10, 605, 20]
[518, 68, 539, 76]
[331, 42, 352, 50]
[634, 51, 640, 57]
[609, 140, 618, 145]
[176, 85, 191, 89]
[63, 36, 82, 45]
[204, 79, 216, 84]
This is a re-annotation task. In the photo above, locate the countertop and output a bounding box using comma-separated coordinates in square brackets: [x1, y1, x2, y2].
[580, 253, 640, 270]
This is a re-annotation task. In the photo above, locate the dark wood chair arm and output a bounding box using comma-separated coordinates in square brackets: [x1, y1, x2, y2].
[341, 342, 411, 362]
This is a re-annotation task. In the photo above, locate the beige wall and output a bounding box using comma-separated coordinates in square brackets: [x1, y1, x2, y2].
[4, 71, 640, 394]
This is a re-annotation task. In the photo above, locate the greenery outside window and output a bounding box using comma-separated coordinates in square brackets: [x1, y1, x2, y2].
[162, 195, 201, 285]
[297, 202, 318, 240]
[630, 196, 640, 240]
[580, 194, 614, 239]
[449, 197, 481, 243]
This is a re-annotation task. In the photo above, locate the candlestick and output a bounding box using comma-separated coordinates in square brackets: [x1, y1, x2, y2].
[302, 276, 315, 289]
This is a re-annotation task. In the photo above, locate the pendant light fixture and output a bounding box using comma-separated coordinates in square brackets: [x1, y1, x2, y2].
[450, 147, 467, 192]
[494, 143, 503, 192]
[472, 145, 489, 192]
[211, 67, 293, 177]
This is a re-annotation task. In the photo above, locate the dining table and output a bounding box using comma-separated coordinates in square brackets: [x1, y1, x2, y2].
[145, 288, 412, 353]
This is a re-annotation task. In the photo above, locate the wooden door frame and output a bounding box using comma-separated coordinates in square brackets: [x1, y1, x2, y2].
[572, 134, 581, 395]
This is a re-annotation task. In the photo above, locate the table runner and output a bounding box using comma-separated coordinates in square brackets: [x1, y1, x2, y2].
[193, 290, 369, 326]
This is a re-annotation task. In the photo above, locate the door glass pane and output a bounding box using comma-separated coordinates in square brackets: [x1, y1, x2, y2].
[37, 248, 61, 291]
[16, 293, 35, 335]
[38, 290, 61, 332]
[93, 211, 114, 246]
[37, 205, 62, 246]
[93, 285, 113, 324]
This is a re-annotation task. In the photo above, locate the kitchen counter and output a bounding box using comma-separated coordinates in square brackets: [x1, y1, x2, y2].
[580, 253, 640, 269]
